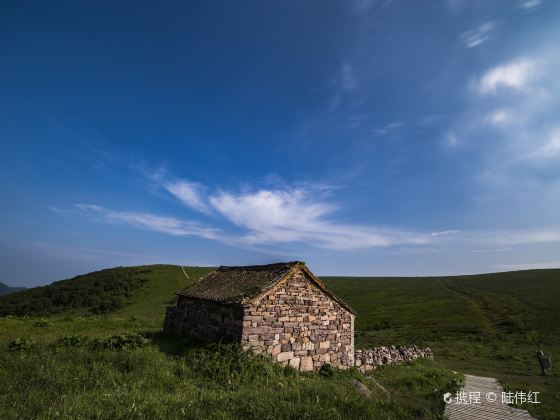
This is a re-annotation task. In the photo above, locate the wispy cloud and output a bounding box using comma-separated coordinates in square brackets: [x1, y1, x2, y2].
[69, 183, 452, 252]
[485, 109, 512, 126]
[520, 0, 542, 11]
[209, 188, 438, 250]
[470, 248, 511, 253]
[431, 230, 461, 237]
[476, 58, 537, 94]
[48, 205, 81, 215]
[75, 204, 220, 239]
[529, 129, 560, 159]
[373, 121, 405, 136]
[480, 229, 560, 245]
[163, 180, 210, 214]
[417, 114, 443, 127]
[460, 21, 495, 48]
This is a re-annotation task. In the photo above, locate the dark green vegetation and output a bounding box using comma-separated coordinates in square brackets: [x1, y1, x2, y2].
[1, 265, 558, 418]
[0, 282, 25, 296]
[0, 267, 152, 316]
[323, 269, 560, 419]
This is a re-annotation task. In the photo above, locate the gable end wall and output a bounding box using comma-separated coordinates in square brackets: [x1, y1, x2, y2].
[241, 269, 354, 371]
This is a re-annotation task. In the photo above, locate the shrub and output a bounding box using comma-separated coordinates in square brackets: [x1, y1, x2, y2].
[56, 334, 90, 348]
[92, 333, 150, 350]
[8, 337, 37, 352]
[319, 363, 334, 378]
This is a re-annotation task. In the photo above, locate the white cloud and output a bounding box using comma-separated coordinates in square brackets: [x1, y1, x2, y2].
[209, 188, 434, 250]
[485, 109, 512, 126]
[521, 0, 542, 11]
[483, 229, 560, 245]
[470, 248, 511, 253]
[477, 58, 536, 94]
[460, 21, 495, 48]
[530, 130, 560, 159]
[75, 204, 220, 239]
[430, 230, 461, 236]
[163, 180, 210, 213]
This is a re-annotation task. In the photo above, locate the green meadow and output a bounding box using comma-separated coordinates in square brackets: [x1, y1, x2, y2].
[1, 264, 558, 418]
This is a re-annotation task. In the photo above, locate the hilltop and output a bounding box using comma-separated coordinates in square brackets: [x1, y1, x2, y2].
[0, 282, 25, 296]
[0, 265, 213, 317]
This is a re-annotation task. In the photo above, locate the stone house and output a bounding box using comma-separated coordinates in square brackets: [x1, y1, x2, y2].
[164, 261, 356, 371]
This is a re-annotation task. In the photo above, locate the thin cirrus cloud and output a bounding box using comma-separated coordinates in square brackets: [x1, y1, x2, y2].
[71, 183, 454, 251]
[460, 21, 495, 48]
[68, 181, 560, 252]
[529, 130, 560, 159]
[209, 189, 435, 250]
[162, 180, 210, 214]
[74, 204, 220, 239]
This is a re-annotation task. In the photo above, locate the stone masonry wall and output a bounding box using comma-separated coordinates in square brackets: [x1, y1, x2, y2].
[354, 345, 433, 373]
[164, 296, 244, 342]
[241, 269, 354, 371]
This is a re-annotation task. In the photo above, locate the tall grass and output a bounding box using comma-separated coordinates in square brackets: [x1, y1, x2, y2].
[0, 327, 460, 419]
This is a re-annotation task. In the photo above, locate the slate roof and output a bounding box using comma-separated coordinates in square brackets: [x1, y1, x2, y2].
[177, 261, 355, 314]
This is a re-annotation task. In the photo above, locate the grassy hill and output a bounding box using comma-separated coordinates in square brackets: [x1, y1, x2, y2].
[322, 270, 560, 419]
[0, 282, 25, 296]
[0, 265, 558, 418]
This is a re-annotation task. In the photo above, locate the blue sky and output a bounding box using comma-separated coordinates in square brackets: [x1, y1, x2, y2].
[2, 0, 560, 286]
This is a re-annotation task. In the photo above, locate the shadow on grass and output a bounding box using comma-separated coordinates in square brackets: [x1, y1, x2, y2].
[142, 330, 239, 357]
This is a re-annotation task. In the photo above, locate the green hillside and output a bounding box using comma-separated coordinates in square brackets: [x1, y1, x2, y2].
[322, 270, 560, 419]
[0, 265, 213, 317]
[0, 266, 558, 418]
[0, 282, 25, 296]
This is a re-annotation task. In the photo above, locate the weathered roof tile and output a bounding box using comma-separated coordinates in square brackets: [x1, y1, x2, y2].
[178, 262, 301, 304]
[177, 261, 356, 314]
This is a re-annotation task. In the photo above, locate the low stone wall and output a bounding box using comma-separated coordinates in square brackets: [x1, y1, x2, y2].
[354, 345, 433, 373]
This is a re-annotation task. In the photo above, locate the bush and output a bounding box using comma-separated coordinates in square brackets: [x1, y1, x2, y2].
[8, 337, 37, 352]
[319, 363, 334, 378]
[56, 335, 90, 348]
[91, 333, 150, 350]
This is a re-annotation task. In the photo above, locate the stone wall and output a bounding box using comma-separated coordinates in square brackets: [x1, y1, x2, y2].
[354, 345, 433, 373]
[164, 296, 244, 342]
[241, 269, 355, 371]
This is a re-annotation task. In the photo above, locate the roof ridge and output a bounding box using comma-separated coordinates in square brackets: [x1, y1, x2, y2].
[217, 261, 303, 271]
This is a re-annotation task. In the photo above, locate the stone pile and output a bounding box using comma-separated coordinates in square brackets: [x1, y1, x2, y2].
[354, 345, 433, 373]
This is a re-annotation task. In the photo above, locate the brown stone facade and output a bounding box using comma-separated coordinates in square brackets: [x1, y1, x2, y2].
[164, 268, 355, 372]
[241, 269, 355, 371]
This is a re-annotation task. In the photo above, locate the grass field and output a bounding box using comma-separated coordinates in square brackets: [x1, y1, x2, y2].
[323, 270, 560, 419]
[1, 264, 558, 418]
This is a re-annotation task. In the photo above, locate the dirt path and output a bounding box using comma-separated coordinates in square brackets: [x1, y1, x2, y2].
[444, 374, 536, 419]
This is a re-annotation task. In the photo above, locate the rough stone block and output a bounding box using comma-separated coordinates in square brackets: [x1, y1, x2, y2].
[277, 351, 294, 362]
